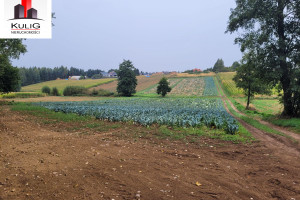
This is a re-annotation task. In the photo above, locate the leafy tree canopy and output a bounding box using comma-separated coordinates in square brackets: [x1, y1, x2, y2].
[116, 60, 137, 97]
[157, 77, 172, 97]
[0, 39, 26, 93]
[227, 0, 300, 117]
[0, 39, 26, 59]
[0, 55, 20, 93]
[212, 59, 225, 73]
[231, 61, 240, 71]
[233, 52, 271, 109]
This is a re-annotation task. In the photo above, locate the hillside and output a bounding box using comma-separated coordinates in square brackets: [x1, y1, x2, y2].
[91, 74, 166, 92]
[21, 79, 116, 93]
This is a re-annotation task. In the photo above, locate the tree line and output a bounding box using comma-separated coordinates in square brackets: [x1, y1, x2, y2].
[19, 66, 104, 87]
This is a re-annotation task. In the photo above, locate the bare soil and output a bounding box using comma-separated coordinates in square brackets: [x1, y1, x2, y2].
[1, 106, 300, 200]
[91, 74, 165, 93]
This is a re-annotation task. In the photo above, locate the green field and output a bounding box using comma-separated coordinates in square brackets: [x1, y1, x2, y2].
[21, 79, 116, 93]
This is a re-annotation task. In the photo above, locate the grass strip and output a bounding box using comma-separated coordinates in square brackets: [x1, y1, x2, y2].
[224, 99, 297, 142]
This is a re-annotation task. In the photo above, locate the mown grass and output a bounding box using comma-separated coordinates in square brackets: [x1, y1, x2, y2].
[235, 97, 283, 115]
[21, 79, 116, 94]
[10, 102, 252, 143]
[216, 74, 299, 134]
[230, 98, 300, 134]
[224, 99, 299, 142]
[263, 116, 300, 134]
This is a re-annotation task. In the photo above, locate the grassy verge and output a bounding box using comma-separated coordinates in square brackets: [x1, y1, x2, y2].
[230, 98, 300, 134]
[1, 92, 46, 99]
[224, 99, 298, 143]
[10, 102, 253, 143]
[216, 73, 300, 134]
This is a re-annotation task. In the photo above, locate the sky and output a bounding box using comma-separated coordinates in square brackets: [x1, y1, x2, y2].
[12, 0, 242, 72]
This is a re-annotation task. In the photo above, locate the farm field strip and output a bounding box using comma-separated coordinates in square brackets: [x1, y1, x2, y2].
[169, 78, 205, 96]
[217, 72, 244, 96]
[203, 77, 219, 96]
[140, 78, 183, 94]
[36, 98, 239, 134]
[140, 77, 219, 97]
[21, 79, 116, 93]
[93, 74, 166, 93]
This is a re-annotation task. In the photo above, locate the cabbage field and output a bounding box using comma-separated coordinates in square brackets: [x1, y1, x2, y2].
[36, 98, 239, 134]
[138, 77, 218, 97]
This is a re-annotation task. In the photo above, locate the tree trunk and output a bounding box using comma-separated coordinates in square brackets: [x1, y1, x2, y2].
[246, 82, 251, 110]
[277, 0, 294, 116]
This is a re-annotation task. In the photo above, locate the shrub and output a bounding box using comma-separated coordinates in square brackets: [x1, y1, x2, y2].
[1, 92, 45, 99]
[51, 87, 60, 96]
[97, 89, 114, 97]
[91, 89, 98, 96]
[157, 77, 172, 97]
[63, 86, 87, 96]
[41, 86, 51, 94]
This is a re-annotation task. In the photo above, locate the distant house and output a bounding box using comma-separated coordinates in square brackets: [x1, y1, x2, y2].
[109, 71, 117, 77]
[101, 72, 110, 77]
[69, 76, 86, 80]
[69, 76, 81, 80]
[193, 68, 202, 72]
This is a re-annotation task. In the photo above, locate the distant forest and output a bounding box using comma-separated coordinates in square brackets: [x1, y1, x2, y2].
[19, 66, 103, 87]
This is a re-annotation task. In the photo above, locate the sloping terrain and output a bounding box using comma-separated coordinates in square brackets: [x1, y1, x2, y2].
[21, 79, 115, 93]
[91, 74, 165, 93]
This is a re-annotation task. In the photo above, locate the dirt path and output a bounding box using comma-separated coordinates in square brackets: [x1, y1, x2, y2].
[225, 92, 300, 142]
[215, 79, 300, 160]
[1, 106, 300, 199]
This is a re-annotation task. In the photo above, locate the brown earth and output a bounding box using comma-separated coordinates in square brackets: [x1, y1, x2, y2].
[91, 74, 166, 93]
[1, 105, 300, 200]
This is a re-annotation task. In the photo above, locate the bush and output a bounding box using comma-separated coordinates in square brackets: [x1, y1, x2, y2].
[97, 89, 114, 96]
[157, 77, 172, 97]
[51, 87, 60, 96]
[1, 92, 45, 99]
[63, 86, 88, 96]
[41, 86, 51, 94]
[91, 89, 98, 96]
[89, 89, 114, 97]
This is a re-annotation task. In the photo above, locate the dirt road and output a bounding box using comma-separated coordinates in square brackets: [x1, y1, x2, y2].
[1, 106, 300, 200]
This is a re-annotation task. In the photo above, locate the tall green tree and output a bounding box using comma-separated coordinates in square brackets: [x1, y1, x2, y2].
[157, 77, 172, 97]
[116, 60, 137, 97]
[0, 55, 20, 93]
[0, 39, 26, 93]
[227, 0, 300, 117]
[0, 39, 26, 59]
[212, 59, 225, 73]
[231, 61, 240, 71]
[233, 52, 271, 109]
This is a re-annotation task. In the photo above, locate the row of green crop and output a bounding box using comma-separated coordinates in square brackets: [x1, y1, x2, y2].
[203, 77, 219, 96]
[36, 98, 239, 134]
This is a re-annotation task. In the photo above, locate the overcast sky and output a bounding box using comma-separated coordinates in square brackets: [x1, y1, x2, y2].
[12, 0, 242, 72]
